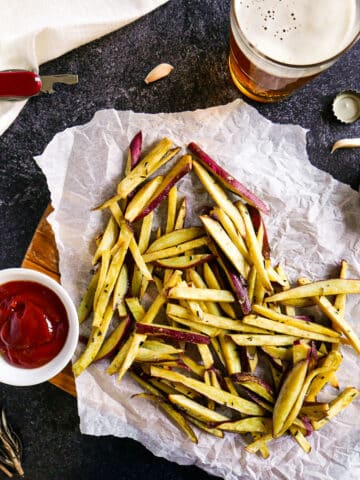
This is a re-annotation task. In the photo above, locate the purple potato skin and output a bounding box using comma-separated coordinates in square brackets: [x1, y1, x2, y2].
[134, 159, 192, 221]
[188, 142, 270, 215]
[129, 131, 142, 168]
[135, 323, 210, 344]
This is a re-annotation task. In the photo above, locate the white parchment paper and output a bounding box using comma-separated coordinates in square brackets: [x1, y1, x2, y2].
[35, 100, 360, 480]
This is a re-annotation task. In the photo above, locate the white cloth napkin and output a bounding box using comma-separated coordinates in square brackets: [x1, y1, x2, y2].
[0, 0, 169, 136]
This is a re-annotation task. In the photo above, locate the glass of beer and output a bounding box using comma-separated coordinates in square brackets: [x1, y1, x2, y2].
[229, 0, 360, 103]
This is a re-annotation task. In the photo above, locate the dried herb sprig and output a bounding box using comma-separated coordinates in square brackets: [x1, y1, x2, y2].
[0, 409, 24, 477]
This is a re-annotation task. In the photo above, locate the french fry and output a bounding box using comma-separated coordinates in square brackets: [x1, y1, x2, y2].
[135, 322, 210, 344]
[210, 250, 250, 314]
[167, 286, 235, 303]
[203, 263, 237, 318]
[248, 206, 271, 259]
[265, 261, 288, 288]
[77, 270, 100, 324]
[266, 279, 360, 303]
[274, 264, 296, 317]
[125, 131, 142, 176]
[166, 302, 265, 333]
[230, 334, 299, 347]
[247, 265, 257, 305]
[146, 227, 204, 253]
[124, 176, 163, 222]
[168, 314, 221, 337]
[278, 366, 334, 436]
[134, 154, 192, 221]
[218, 417, 273, 433]
[219, 334, 242, 375]
[138, 211, 154, 252]
[129, 236, 153, 281]
[305, 351, 343, 402]
[150, 366, 265, 416]
[197, 344, 215, 369]
[174, 197, 187, 230]
[253, 277, 266, 305]
[92, 215, 118, 264]
[246, 346, 259, 373]
[131, 212, 154, 297]
[200, 214, 248, 278]
[232, 373, 274, 403]
[112, 263, 128, 314]
[192, 160, 246, 237]
[299, 403, 329, 420]
[73, 303, 114, 376]
[106, 299, 146, 375]
[143, 236, 210, 263]
[143, 340, 183, 355]
[168, 394, 230, 423]
[180, 355, 206, 377]
[297, 277, 360, 354]
[94, 249, 111, 309]
[152, 378, 200, 400]
[187, 269, 223, 317]
[242, 315, 340, 344]
[184, 415, 224, 438]
[211, 206, 250, 261]
[334, 260, 348, 317]
[125, 297, 146, 321]
[155, 254, 215, 270]
[211, 337, 226, 367]
[116, 294, 167, 382]
[261, 345, 292, 362]
[93, 228, 132, 328]
[272, 358, 309, 437]
[245, 434, 273, 454]
[135, 348, 179, 363]
[251, 432, 271, 459]
[289, 427, 311, 453]
[165, 185, 177, 234]
[237, 202, 272, 292]
[116, 138, 174, 197]
[251, 305, 340, 338]
[329, 261, 348, 387]
[224, 376, 239, 396]
[106, 337, 132, 375]
[312, 387, 359, 430]
[95, 316, 132, 361]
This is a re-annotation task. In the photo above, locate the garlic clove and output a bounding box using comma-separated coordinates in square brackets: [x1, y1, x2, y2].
[331, 138, 360, 153]
[144, 63, 174, 84]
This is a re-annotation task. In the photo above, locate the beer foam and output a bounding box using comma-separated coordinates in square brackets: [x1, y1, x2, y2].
[235, 0, 359, 65]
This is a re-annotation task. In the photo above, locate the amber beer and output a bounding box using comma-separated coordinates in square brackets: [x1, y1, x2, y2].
[229, 0, 360, 103]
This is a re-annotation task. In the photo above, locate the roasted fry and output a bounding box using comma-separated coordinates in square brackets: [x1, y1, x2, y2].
[150, 366, 265, 416]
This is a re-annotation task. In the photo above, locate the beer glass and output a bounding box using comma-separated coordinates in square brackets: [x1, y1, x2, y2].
[229, 0, 360, 103]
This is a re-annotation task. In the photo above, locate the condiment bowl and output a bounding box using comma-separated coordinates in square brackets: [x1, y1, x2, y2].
[0, 268, 78, 386]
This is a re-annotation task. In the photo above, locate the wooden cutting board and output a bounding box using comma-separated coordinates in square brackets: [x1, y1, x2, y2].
[21, 205, 77, 397]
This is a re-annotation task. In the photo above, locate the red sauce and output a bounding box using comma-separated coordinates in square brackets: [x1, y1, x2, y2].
[0, 281, 68, 368]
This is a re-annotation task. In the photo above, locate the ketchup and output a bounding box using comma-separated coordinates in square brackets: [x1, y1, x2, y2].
[0, 281, 68, 368]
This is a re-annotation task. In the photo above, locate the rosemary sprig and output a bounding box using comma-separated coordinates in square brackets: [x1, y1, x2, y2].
[0, 410, 24, 477]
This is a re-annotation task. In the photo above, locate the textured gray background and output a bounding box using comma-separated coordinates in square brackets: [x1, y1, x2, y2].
[0, 1, 359, 479]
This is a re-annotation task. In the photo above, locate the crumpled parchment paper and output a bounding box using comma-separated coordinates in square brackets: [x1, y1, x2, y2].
[35, 100, 360, 480]
[0, 0, 169, 136]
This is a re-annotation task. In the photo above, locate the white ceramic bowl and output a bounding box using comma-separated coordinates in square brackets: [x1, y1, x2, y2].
[0, 268, 78, 386]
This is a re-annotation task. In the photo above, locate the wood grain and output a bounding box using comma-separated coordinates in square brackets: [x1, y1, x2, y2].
[21, 205, 77, 397]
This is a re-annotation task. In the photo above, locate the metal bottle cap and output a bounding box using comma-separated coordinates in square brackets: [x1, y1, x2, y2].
[332, 91, 360, 124]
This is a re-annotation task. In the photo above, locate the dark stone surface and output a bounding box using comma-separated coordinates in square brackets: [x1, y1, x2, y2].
[0, 0, 359, 478]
